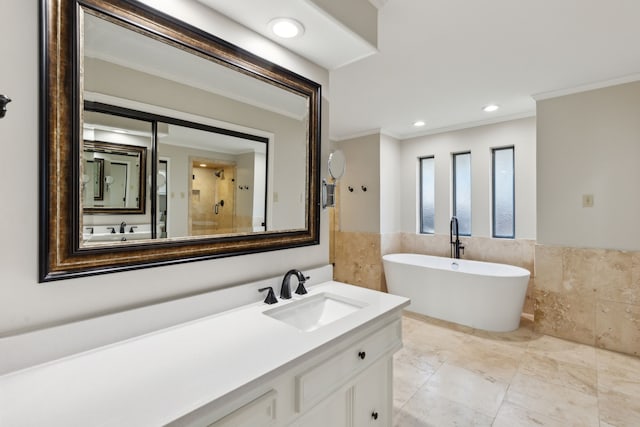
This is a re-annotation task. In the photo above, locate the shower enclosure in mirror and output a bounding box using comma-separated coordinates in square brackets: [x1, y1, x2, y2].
[40, 0, 320, 281]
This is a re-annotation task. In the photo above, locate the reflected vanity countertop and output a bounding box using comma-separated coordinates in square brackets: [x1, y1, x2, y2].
[0, 281, 409, 426]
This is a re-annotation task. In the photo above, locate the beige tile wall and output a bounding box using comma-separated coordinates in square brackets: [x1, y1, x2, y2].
[333, 235, 639, 357]
[534, 245, 640, 357]
[333, 231, 385, 291]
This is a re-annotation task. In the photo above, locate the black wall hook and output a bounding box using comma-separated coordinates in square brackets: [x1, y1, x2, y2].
[361, 185, 367, 192]
[348, 186, 354, 192]
[0, 94, 11, 119]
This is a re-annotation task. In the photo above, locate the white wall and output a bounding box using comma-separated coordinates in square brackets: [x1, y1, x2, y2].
[400, 117, 536, 239]
[0, 0, 329, 336]
[537, 82, 640, 251]
[336, 134, 381, 233]
[380, 134, 402, 234]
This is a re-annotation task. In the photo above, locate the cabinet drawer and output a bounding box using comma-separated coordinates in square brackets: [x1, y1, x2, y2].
[295, 319, 401, 412]
[208, 390, 277, 427]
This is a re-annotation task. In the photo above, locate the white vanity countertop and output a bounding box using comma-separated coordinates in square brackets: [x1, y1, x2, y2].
[0, 281, 409, 426]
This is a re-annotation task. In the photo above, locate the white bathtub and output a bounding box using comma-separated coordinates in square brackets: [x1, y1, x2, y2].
[382, 253, 530, 332]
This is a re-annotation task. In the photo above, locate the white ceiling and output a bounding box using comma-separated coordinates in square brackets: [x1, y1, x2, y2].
[195, 0, 378, 69]
[84, 13, 308, 121]
[329, 0, 640, 140]
[198, 0, 640, 141]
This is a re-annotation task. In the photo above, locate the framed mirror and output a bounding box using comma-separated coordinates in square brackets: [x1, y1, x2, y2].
[40, 0, 321, 281]
[82, 140, 147, 214]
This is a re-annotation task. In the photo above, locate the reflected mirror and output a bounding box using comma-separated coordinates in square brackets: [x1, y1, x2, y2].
[82, 112, 149, 214]
[328, 150, 346, 181]
[40, 0, 321, 281]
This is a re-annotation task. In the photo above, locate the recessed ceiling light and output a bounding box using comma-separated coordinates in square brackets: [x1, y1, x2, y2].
[413, 120, 426, 127]
[482, 104, 499, 112]
[199, 163, 207, 167]
[269, 18, 305, 39]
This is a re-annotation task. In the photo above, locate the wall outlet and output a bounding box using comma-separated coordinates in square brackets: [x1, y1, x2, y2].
[582, 194, 594, 208]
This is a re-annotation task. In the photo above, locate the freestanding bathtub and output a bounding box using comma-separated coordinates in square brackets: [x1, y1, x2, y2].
[382, 253, 530, 332]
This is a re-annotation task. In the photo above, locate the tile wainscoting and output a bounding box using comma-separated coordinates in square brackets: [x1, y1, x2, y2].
[332, 234, 640, 356]
[534, 244, 640, 357]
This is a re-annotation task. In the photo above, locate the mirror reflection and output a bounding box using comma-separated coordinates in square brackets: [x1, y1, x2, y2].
[81, 9, 308, 246]
[82, 111, 150, 214]
[159, 122, 267, 238]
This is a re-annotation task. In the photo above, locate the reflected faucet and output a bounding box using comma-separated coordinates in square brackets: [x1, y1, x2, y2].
[449, 216, 464, 259]
[280, 269, 310, 299]
[119, 221, 126, 233]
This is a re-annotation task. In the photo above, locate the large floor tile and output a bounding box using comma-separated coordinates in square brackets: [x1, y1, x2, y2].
[393, 358, 434, 408]
[505, 372, 599, 427]
[394, 314, 640, 427]
[493, 401, 567, 427]
[518, 352, 597, 395]
[526, 333, 597, 368]
[393, 387, 493, 427]
[598, 389, 640, 427]
[421, 363, 508, 418]
[444, 342, 521, 384]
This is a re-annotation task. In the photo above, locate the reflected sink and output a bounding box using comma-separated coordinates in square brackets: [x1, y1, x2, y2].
[264, 292, 367, 332]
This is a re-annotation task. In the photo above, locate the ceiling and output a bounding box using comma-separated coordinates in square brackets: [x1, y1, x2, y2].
[84, 12, 308, 121]
[199, 0, 640, 141]
[195, 0, 378, 69]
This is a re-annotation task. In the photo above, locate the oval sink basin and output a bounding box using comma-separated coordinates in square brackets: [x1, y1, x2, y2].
[263, 292, 367, 332]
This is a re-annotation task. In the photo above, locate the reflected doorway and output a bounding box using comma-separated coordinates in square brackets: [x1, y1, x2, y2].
[158, 159, 168, 238]
[190, 161, 236, 236]
[108, 162, 127, 208]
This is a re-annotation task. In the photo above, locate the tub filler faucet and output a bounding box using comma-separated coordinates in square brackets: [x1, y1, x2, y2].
[450, 216, 464, 259]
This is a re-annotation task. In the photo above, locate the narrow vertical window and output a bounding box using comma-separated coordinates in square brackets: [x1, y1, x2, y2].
[452, 152, 471, 236]
[492, 147, 515, 238]
[419, 156, 435, 234]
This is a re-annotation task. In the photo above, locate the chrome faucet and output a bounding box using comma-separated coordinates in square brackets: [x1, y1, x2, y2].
[119, 221, 126, 233]
[280, 269, 310, 299]
[450, 216, 464, 259]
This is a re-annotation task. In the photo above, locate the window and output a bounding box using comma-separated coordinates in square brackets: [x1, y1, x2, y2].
[452, 152, 471, 236]
[492, 147, 515, 238]
[419, 156, 435, 233]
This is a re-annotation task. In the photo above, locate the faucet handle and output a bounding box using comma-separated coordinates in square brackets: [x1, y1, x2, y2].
[258, 287, 278, 304]
[295, 274, 310, 295]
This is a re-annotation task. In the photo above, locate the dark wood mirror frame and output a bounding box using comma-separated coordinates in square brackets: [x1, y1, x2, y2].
[39, 0, 321, 282]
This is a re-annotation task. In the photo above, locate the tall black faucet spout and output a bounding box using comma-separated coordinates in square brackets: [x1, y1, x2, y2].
[449, 216, 463, 259]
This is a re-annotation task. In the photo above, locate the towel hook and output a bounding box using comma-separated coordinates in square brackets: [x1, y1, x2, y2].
[0, 94, 11, 119]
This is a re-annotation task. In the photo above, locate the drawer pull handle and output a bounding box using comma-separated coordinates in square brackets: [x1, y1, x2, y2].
[371, 411, 379, 420]
[358, 351, 366, 360]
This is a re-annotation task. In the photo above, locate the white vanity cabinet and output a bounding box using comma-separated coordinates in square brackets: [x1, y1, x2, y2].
[293, 358, 392, 427]
[351, 358, 392, 426]
[0, 280, 409, 426]
[178, 317, 402, 427]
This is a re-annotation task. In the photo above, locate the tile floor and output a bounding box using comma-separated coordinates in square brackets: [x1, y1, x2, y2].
[393, 312, 640, 427]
